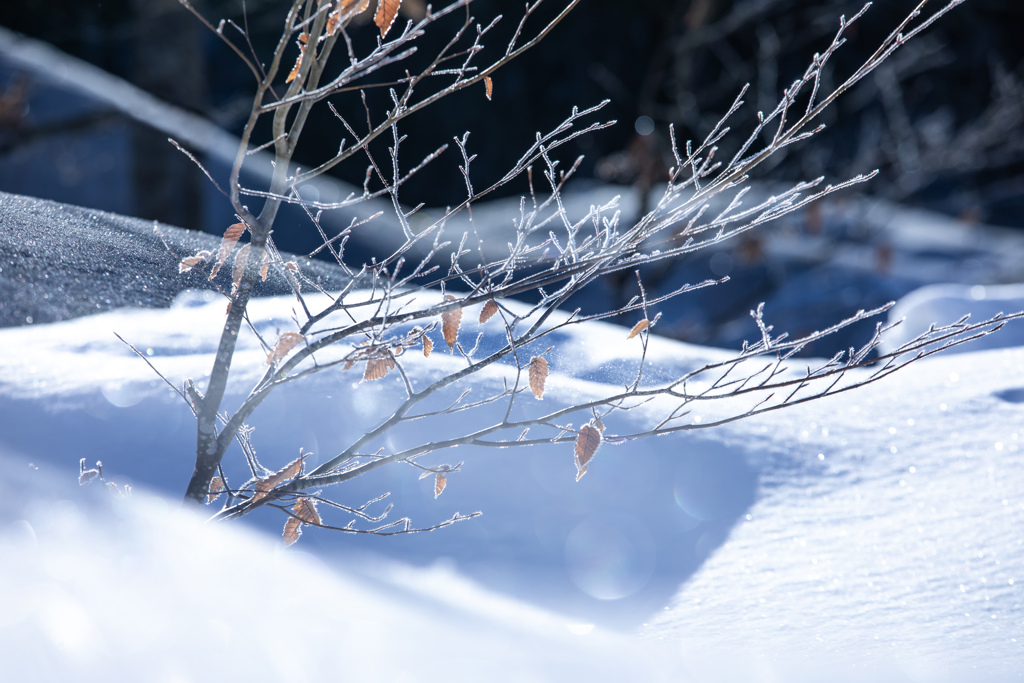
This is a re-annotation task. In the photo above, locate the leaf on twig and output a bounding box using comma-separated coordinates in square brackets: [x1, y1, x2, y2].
[479, 299, 498, 324]
[484, 76, 493, 101]
[441, 296, 462, 350]
[574, 423, 601, 481]
[178, 250, 212, 274]
[374, 0, 402, 39]
[627, 319, 651, 339]
[207, 476, 225, 504]
[528, 356, 548, 400]
[79, 458, 101, 486]
[294, 498, 321, 525]
[266, 332, 305, 365]
[231, 243, 251, 295]
[422, 335, 433, 357]
[259, 249, 269, 281]
[283, 516, 302, 546]
[286, 43, 305, 84]
[364, 355, 396, 381]
[434, 472, 447, 498]
[210, 222, 246, 280]
[252, 452, 307, 503]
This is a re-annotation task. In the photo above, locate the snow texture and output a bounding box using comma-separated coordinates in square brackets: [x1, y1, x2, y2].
[3, 194, 1024, 679]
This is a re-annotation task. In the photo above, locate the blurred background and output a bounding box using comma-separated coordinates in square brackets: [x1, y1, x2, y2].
[2, 0, 1023, 353]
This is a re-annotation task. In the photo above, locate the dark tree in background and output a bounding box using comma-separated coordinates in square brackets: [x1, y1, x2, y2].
[3, 0, 1022, 228]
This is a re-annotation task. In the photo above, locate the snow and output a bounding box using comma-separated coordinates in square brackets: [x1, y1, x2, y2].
[2, 274, 1024, 680]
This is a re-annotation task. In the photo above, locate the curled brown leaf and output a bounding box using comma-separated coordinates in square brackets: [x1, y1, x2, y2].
[231, 243, 251, 295]
[479, 300, 498, 324]
[374, 0, 403, 39]
[252, 452, 307, 503]
[210, 222, 246, 280]
[528, 356, 548, 400]
[434, 472, 447, 498]
[364, 355, 396, 381]
[207, 476, 226, 505]
[441, 297, 462, 350]
[294, 498, 321, 526]
[283, 516, 302, 547]
[627, 319, 651, 339]
[266, 332, 305, 365]
[574, 423, 602, 481]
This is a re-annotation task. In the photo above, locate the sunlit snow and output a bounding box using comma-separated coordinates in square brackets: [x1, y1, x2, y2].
[2, 283, 1024, 680]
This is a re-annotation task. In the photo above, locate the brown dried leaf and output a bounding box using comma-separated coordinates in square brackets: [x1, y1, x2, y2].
[374, 0, 402, 39]
[344, 359, 355, 370]
[266, 332, 305, 365]
[207, 476, 225, 505]
[293, 498, 321, 525]
[484, 75, 493, 101]
[179, 250, 212, 274]
[286, 44, 305, 84]
[210, 222, 246, 280]
[479, 299, 498, 324]
[259, 249, 269, 281]
[283, 516, 302, 547]
[326, 10, 341, 36]
[574, 423, 602, 481]
[434, 472, 447, 498]
[441, 296, 462, 350]
[231, 243, 251, 295]
[627, 319, 651, 339]
[422, 335, 433, 357]
[528, 356, 548, 400]
[363, 355, 396, 381]
[252, 453, 306, 503]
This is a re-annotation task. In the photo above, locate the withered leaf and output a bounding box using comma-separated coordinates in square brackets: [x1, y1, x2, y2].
[231, 243, 251, 295]
[259, 249, 270, 281]
[374, 0, 402, 39]
[266, 332, 305, 365]
[528, 356, 548, 400]
[293, 498, 321, 525]
[283, 516, 302, 547]
[363, 355, 396, 381]
[484, 75, 493, 101]
[210, 222, 246, 280]
[422, 335, 433, 357]
[252, 452, 306, 503]
[479, 299, 498, 324]
[286, 44, 305, 84]
[574, 423, 602, 481]
[441, 296, 462, 350]
[627, 319, 651, 339]
[434, 472, 447, 498]
[207, 476, 225, 505]
[179, 250, 212, 274]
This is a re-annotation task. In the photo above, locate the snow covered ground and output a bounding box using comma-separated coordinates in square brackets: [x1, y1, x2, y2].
[2, 278, 1024, 680]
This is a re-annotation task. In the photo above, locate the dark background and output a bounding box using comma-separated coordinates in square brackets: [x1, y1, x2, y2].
[3, 0, 1023, 230]
[2, 0, 1023, 354]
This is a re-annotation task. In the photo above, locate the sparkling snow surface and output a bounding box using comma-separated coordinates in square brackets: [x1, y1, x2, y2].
[1, 286, 1023, 680]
